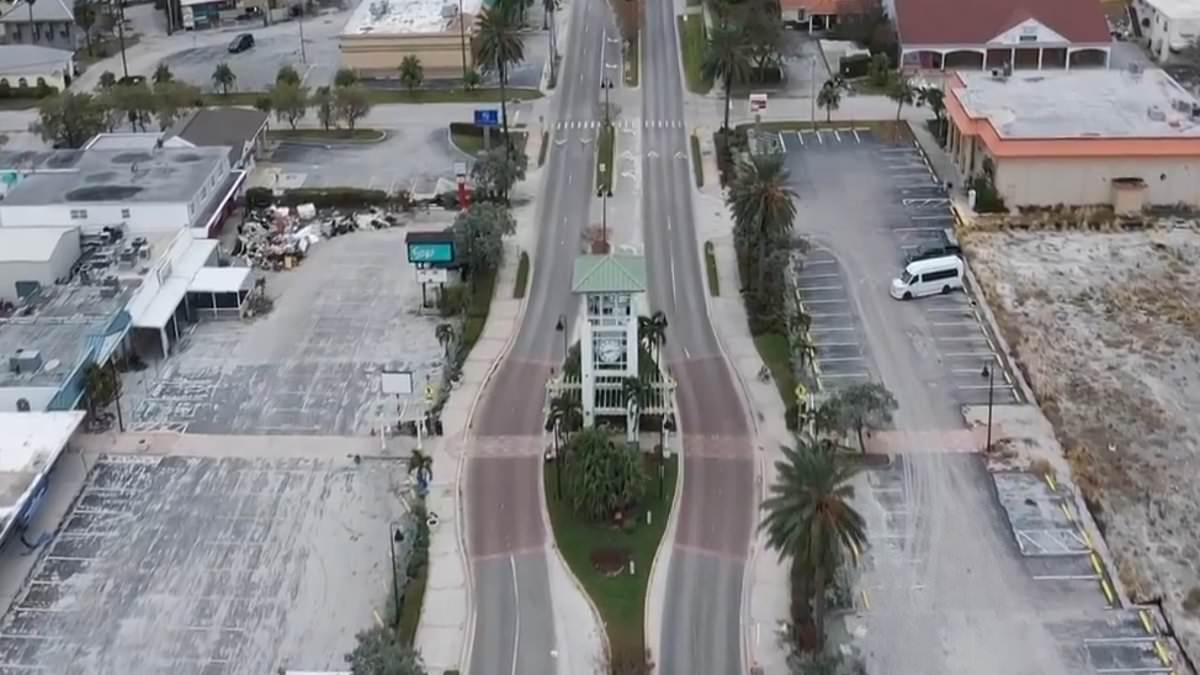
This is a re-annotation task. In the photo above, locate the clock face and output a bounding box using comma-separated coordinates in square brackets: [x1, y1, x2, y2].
[596, 336, 623, 364]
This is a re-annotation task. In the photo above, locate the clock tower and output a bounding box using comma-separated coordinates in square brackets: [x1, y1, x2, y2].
[571, 254, 647, 428]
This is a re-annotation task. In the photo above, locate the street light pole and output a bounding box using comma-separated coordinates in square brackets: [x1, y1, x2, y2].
[388, 525, 403, 627]
[297, 8, 307, 64]
[555, 314, 568, 362]
[981, 363, 994, 451]
[26, 0, 35, 43]
[554, 418, 562, 499]
[115, 0, 129, 79]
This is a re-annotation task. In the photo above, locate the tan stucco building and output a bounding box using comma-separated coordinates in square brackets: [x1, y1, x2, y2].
[339, 0, 479, 77]
[946, 69, 1200, 210]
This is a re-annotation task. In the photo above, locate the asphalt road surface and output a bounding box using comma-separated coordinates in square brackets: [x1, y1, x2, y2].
[641, 2, 755, 674]
[465, 0, 615, 673]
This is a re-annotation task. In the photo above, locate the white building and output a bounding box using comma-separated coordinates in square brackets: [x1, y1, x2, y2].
[1134, 0, 1200, 62]
[86, 108, 271, 171]
[0, 226, 79, 303]
[0, 410, 84, 546]
[0, 146, 246, 239]
[0, 44, 74, 91]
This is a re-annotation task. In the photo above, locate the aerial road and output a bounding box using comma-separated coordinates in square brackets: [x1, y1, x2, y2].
[640, 0, 757, 674]
[465, 0, 620, 672]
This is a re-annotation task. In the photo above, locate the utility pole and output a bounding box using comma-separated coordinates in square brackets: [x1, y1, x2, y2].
[809, 56, 816, 129]
[458, 0, 469, 80]
[116, 0, 129, 79]
[297, 7, 307, 64]
[26, 0, 35, 42]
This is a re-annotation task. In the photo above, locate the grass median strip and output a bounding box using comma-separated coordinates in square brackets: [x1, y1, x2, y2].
[514, 251, 530, 299]
[679, 15, 711, 94]
[690, 133, 704, 188]
[596, 122, 615, 194]
[754, 333, 796, 413]
[544, 455, 678, 666]
[704, 241, 719, 296]
[625, 34, 640, 87]
[449, 122, 528, 156]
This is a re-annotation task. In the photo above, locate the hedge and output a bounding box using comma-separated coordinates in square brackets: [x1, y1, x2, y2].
[244, 186, 398, 209]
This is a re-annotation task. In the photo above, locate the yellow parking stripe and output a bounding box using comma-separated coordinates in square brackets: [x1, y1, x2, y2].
[1089, 552, 1104, 577]
[861, 589, 871, 610]
[1139, 609, 1154, 635]
[1044, 473, 1057, 491]
[1154, 639, 1171, 666]
[1100, 578, 1115, 605]
[1060, 502, 1074, 522]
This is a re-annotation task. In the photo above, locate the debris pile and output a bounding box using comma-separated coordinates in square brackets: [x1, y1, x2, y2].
[233, 204, 405, 271]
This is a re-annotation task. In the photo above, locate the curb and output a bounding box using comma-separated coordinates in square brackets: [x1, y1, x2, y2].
[455, 241, 533, 672]
[643, 383, 686, 675]
[538, 436, 612, 673]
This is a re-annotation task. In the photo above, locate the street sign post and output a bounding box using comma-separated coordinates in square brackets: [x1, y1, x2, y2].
[749, 93, 768, 113]
[474, 109, 500, 150]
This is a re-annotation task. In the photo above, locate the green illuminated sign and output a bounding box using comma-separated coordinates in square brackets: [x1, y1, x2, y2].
[407, 242, 455, 264]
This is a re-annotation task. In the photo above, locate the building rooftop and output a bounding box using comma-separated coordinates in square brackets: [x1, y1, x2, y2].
[953, 69, 1200, 140]
[0, 227, 77, 263]
[573, 255, 647, 293]
[165, 107, 268, 152]
[0, 45, 73, 73]
[0, 146, 228, 207]
[0, 0, 73, 24]
[0, 410, 84, 543]
[343, 0, 482, 35]
[895, 0, 1110, 44]
[1142, 0, 1200, 19]
[82, 133, 163, 151]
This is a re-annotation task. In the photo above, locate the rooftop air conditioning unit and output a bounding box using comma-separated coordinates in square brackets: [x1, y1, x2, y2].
[1148, 105, 1167, 121]
[9, 348, 43, 374]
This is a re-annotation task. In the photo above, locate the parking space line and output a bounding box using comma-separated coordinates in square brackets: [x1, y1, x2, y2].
[852, 128, 861, 143]
[822, 372, 870, 378]
[819, 356, 865, 362]
[799, 285, 843, 292]
[811, 327, 855, 333]
[952, 368, 990, 374]
[796, 131, 804, 146]
[805, 259, 835, 266]
[834, 129, 841, 142]
[944, 352, 999, 359]
[957, 383, 1016, 391]
[937, 335, 991, 342]
[925, 307, 969, 312]
[910, 215, 954, 220]
[777, 132, 785, 149]
[799, 272, 840, 280]
[814, 341, 860, 346]
[804, 299, 845, 304]
[931, 321, 981, 327]
[816, 130, 824, 145]
[892, 227, 946, 233]
[810, 312, 851, 318]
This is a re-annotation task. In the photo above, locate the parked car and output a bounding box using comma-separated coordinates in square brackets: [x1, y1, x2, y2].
[228, 33, 255, 53]
[890, 255, 964, 300]
[118, 74, 146, 86]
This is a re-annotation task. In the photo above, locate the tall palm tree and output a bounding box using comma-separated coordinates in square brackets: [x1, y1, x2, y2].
[728, 156, 798, 286]
[702, 24, 751, 130]
[476, 6, 525, 158]
[435, 323, 455, 358]
[548, 394, 583, 437]
[211, 62, 236, 95]
[888, 75, 917, 121]
[622, 376, 649, 436]
[817, 79, 841, 122]
[760, 440, 866, 649]
[408, 448, 434, 487]
[638, 310, 669, 368]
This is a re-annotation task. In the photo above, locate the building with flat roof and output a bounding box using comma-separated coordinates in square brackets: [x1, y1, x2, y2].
[0, 410, 84, 546]
[86, 108, 270, 171]
[1134, 0, 1200, 62]
[891, 0, 1111, 70]
[0, 146, 245, 238]
[0, 227, 79, 304]
[946, 69, 1200, 208]
[339, 0, 483, 75]
[0, 44, 75, 91]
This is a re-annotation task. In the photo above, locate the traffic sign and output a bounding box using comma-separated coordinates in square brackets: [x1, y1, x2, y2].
[474, 109, 500, 127]
[749, 93, 768, 113]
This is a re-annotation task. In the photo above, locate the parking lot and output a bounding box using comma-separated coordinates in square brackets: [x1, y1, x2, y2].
[0, 453, 409, 674]
[854, 456, 1178, 674]
[775, 125, 1020, 407]
[125, 229, 443, 435]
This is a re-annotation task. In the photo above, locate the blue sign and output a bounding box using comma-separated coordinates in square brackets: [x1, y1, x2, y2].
[408, 242, 455, 264]
[474, 109, 500, 127]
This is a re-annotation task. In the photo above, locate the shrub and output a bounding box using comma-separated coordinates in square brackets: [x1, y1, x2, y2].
[244, 186, 394, 209]
[0, 81, 10, 99]
[969, 176, 1007, 213]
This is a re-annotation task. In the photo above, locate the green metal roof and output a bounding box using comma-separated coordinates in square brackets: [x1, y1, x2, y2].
[571, 254, 647, 293]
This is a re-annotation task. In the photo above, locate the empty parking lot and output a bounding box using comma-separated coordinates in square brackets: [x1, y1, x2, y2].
[0, 453, 409, 675]
[125, 229, 443, 435]
[775, 125, 1020, 407]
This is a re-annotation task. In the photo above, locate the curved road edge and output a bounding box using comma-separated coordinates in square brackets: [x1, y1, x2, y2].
[643, 386, 687, 674]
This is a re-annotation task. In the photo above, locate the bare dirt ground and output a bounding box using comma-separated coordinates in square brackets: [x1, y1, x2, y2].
[966, 227, 1200, 658]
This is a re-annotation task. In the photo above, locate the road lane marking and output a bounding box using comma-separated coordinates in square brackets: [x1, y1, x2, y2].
[510, 555, 520, 675]
[670, 256, 678, 306]
[852, 128, 861, 143]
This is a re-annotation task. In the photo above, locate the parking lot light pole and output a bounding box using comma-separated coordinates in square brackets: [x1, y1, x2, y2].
[555, 314, 567, 361]
[981, 363, 994, 451]
[297, 8, 307, 64]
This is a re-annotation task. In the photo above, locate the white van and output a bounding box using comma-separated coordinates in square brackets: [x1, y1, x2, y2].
[890, 255, 964, 300]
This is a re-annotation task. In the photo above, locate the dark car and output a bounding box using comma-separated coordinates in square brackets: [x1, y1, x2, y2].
[228, 33, 255, 53]
[118, 74, 146, 86]
[902, 230, 960, 263]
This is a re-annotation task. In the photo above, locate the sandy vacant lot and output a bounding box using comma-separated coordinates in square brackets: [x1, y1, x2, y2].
[967, 227, 1200, 655]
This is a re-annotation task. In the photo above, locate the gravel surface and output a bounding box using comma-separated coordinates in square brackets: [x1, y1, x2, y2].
[967, 227, 1200, 657]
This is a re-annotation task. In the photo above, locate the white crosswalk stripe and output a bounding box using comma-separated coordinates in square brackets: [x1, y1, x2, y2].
[553, 118, 685, 131]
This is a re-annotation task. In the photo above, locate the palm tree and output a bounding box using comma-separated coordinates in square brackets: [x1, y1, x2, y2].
[919, 86, 947, 141]
[888, 75, 917, 121]
[760, 440, 866, 649]
[548, 394, 583, 437]
[211, 63, 236, 95]
[702, 25, 751, 130]
[638, 310, 669, 367]
[408, 448, 434, 486]
[728, 156, 798, 286]
[435, 323, 455, 357]
[817, 79, 841, 123]
[152, 63, 174, 85]
[476, 6, 525, 158]
[399, 55, 424, 93]
[622, 376, 649, 437]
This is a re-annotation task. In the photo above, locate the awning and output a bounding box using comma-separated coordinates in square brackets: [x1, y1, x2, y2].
[134, 277, 189, 330]
[189, 267, 253, 294]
